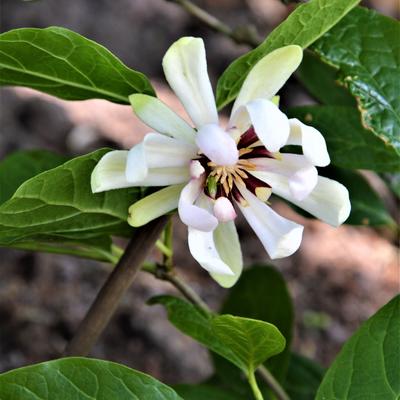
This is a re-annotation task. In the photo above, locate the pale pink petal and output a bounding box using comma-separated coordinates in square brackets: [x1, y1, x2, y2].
[213, 197, 237, 222]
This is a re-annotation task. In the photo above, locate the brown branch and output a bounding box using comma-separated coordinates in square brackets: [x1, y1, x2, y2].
[64, 216, 168, 356]
[166, 0, 260, 47]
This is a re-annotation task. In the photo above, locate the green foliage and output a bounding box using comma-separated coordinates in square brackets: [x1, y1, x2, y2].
[284, 353, 325, 400]
[220, 265, 293, 382]
[174, 384, 243, 400]
[216, 0, 360, 109]
[0, 149, 144, 248]
[311, 7, 400, 154]
[149, 295, 285, 376]
[0, 149, 67, 205]
[316, 295, 400, 399]
[0, 357, 182, 400]
[289, 106, 399, 172]
[328, 168, 395, 226]
[0, 27, 155, 103]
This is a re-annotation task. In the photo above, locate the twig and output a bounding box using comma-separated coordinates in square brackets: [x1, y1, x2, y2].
[258, 365, 290, 400]
[166, 0, 260, 47]
[63, 216, 168, 356]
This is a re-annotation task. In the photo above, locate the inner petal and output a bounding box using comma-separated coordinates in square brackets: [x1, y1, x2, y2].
[196, 124, 239, 166]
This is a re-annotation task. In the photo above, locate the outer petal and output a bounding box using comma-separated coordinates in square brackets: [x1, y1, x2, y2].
[127, 184, 184, 227]
[231, 99, 290, 152]
[254, 173, 350, 227]
[231, 45, 303, 115]
[188, 227, 236, 277]
[126, 133, 196, 185]
[210, 221, 243, 288]
[129, 94, 196, 144]
[237, 186, 304, 259]
[91, 150, 131, 193]
[287, 118, 330, 167]
[162, 37, 218, 128]
[178, 180, 218, 232]
[251, 154, 318, 201]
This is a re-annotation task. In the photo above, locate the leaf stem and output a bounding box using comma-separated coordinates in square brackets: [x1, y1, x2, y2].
[165, 0, 260, 47]
[63, 216, 168, 356]
[258, 365, 290, 400]
[248, 371, 264, 400]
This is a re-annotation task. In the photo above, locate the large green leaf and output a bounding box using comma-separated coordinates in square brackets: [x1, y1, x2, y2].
[289, 106, 400, 172]
[0, 357, 182, 400]
[220, 265, 293, 382]
[316, 295, 400, 400]
[0, 149, 67, 206]
[284, 353, 325, 400]
[311, 7, 400, 154]
[327, 168, 395, 227]
[216, 0, 360, 109]
[0, 27, 155, 103]
[174, 383, 243, 400]
[0, 149, 143, 246]
[149, 295, 285, 376]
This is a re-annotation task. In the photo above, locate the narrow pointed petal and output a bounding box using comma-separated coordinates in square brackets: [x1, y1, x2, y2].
[178, 179, 218, 231]
[210, 221, 243, 288]
[126, 133, 196, 185]
[129, 94, 196, 144]
[188, 227, 236, 276]
[162, 37, 218, 128]
[287, 119, 330, 167]
[127, 184, 184, 227]
[231, 99, 290, 152]
[251, 154, 318, 201]
[196, 124, 239, 166]
[213, 197, 237, 222]
[91, 150, 131, 193]
[237, 186, 304, 259]
[231, 45, 303, 115]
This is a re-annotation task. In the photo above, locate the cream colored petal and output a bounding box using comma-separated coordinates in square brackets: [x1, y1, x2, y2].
[231, 45, 303, 116]
[129, 94, 196, 144]
[162, 36, 218, 128]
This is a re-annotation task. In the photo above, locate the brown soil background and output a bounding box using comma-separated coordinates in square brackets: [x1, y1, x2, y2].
[0, 0, 399, 386]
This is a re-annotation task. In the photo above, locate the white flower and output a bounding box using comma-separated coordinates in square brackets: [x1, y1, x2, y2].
[91, 37, 351, 288]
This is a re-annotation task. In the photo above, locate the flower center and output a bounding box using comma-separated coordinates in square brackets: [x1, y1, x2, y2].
[195, 126, 274, 205]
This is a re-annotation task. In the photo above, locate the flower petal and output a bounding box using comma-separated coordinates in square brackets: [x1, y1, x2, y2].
[237, 186, 304, 259]
[129, 94, 196, 144]
[91, 150, 131, 193]
[251, 154, 318, 201]
[127, 184, 184, 227]
[196, 124, 239, 166]
[213, 197, 237, 222]
[188, 227, 236, 277]
[162, 37, 218, 128]
[210, 221, 243, 288]
[126, 133, 196, 185]
[231, 99, 290, 152]
[178, 180, 218, 232]
[287, 119, 330, 167]
[231, 45, 303, 115]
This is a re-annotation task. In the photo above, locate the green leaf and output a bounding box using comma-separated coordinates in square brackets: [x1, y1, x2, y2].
[284, 353, 325, 400]
[0, 27, 155, 103]
[174, 384, 242, 400]
[311, 7, 400, 155]
[328, 168, 395, 227]
[216, 0, 361, 109]
[316, 295, 400, 400]
[149, 295, 285, 376]
[288, 106, 400, 172]
[297, 51, 356, 106]
[0, 149, 144, 246]
[220, 265, 294, 382]
[381, 173, 400, 199]
[0, 357, 182, 400]
[0, 149, 68, 205]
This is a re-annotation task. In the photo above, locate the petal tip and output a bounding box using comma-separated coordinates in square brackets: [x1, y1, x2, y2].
[269, 225, 304, 260]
